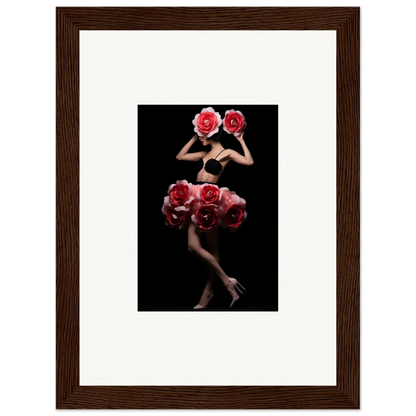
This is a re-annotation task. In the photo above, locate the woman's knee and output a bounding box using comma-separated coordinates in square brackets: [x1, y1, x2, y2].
[188, 243, 200, 256]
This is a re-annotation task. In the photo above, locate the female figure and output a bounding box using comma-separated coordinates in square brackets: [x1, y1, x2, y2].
[163, 107, 254, 309]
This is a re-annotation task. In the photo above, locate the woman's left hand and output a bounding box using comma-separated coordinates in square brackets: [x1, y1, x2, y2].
[236, 131, 245, 142]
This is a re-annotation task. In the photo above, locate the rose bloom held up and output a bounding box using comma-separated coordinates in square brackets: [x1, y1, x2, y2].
[222, 109, 247, 137]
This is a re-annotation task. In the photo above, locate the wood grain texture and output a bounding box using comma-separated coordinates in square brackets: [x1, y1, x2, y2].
[56, 7, 360, 409]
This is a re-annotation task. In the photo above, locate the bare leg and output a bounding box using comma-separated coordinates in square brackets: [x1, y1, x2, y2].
[193, 228, 220, 308]
[204, 228, 220, 291]
[187, 223, 229, 285]
[188, 223, 243, 308]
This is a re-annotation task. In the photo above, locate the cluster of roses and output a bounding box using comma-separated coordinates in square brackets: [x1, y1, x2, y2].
[192, 107, 247, 138]
[162, 180, 247, 233]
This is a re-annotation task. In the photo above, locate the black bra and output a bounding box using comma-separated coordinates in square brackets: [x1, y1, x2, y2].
[197, 149, 226, 176]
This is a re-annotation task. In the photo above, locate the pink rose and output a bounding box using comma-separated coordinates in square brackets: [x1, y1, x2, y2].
[161, 195, 171, 215]
[168, 180, 194, 207]
[218, 190, 247, 232]
[198, 184, 222, 205]
[223, 109, 247, 137]
[192, 107, 222, 138]
[192, 203, 220, 232]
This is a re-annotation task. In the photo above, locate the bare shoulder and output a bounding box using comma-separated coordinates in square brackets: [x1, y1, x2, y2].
[221, 149, 239, 160]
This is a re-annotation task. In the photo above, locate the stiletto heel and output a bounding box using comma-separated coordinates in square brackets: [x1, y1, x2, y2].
[224, 278, 246, 308]
[236, 281, 246, 294]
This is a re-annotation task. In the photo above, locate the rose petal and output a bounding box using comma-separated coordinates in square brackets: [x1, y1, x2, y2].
[161, 196, 171, 214]
[194, 126, 203, 137]
[174, 205, 189, 212]
[235, 110, 245, 119]
[207, 126, 219, 137]
[192, 113, 200, 126]
[215, 112, 222, 126]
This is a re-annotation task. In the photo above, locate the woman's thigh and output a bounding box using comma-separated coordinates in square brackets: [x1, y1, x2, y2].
[187, 222, 202, 252]
[204, 228, 219, 257]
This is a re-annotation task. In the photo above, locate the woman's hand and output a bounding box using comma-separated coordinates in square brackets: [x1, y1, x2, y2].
[235, 131, 245, 142]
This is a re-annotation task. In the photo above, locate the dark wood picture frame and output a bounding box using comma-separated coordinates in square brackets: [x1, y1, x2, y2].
[56, 7, 359, 409]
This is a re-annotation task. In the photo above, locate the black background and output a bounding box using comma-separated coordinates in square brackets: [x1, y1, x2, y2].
[138, 105, 278, 311]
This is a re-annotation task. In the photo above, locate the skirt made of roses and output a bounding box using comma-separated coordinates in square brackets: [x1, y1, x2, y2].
[161, 179, 247, 233]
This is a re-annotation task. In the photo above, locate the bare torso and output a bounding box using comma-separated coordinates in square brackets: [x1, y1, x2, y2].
[196, 148, 232, 184]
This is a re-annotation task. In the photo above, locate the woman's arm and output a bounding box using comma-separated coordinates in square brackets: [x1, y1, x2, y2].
[176, 134, 206, 161]
[226, 132, 254, 166]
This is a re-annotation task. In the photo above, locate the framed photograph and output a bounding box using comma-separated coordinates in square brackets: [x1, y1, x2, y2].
[56, 7, 359, 409]
[138, 104, 278, 312]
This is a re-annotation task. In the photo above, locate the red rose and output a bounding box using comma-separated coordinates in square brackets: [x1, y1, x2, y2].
[199, 184, 221, 205]
[224, 205, 246, 231]
[168, 180, 193, 207]
[223, 109, 247, 137]
[165, 207, 189, 230]
[197, 112, 217, 134]
[192, 107, 222, 138]
[192, 204, 219, 232]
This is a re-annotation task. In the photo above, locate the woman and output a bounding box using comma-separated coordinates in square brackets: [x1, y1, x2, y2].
[162, 107, 254, 309]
